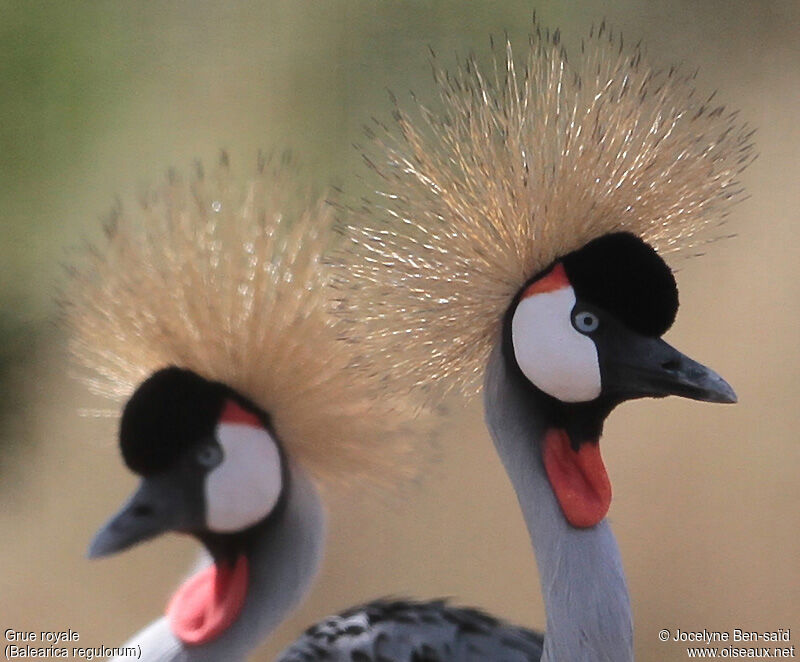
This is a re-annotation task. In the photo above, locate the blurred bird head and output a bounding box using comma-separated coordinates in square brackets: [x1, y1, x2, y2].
[63, 154, 428, 645]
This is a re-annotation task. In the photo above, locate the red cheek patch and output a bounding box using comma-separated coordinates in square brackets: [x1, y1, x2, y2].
[543, 428, 612, 528]
[166, 555, 249, 645]
[521, 262, 570, 299]
[220, 400, 263, 428]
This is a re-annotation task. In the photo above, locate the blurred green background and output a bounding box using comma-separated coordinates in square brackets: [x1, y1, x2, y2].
[1, 1, 798, 660]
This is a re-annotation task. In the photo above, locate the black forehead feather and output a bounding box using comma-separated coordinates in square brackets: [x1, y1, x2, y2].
[120, 367, 228, 475]
[561, 232, 678, 337]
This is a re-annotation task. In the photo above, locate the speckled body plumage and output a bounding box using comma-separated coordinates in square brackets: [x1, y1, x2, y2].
[278, 600, 543, 662]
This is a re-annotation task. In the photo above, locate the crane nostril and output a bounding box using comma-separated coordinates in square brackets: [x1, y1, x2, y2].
[132, 504, 154, 518]
[661, 359, 682, 372]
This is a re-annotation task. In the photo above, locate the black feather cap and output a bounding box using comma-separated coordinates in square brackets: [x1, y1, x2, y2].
[561, 232, 679, 337]
[120, 367, 230, 475]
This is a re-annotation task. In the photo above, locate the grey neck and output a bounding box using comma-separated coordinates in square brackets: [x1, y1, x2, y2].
[483, 345, 633, 662]
[111, 462, 326, 662]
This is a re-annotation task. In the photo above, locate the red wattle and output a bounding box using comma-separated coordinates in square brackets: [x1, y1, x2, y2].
[166, 555, 249, 645]
[543, 428, 612, 528]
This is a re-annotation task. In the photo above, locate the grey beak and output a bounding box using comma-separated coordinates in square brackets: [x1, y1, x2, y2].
[88, 476, 189, 559]
[602, 332, 737, 404]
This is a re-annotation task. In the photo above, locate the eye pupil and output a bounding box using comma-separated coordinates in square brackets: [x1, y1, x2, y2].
[197, 445, 222, 468]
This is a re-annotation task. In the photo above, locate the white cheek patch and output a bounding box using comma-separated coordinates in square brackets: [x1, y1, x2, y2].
[512, 286, 602, 402]
[205, 423, 283, 533]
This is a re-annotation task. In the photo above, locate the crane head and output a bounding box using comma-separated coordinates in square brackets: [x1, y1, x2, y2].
[88, 367, 287, 645]
[504, 232, 736, 528]
[507, 232, 735, 408]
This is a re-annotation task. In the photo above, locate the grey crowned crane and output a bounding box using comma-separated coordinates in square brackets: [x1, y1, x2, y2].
[62, 157, 424, 661]
[289, 23, 754, 662]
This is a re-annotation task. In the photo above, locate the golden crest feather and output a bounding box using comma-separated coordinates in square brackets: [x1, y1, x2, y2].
[335, 23, 755, 400]
[62, 154, 422, 491]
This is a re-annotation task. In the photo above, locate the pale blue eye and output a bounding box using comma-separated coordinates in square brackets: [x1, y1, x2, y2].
[573, 311, 600, 333]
